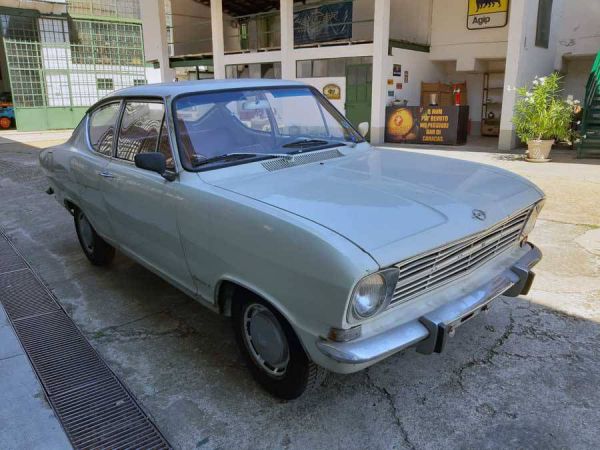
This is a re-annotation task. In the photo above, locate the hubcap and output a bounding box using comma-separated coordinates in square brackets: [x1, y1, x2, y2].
[78, 212, 94, 253]
[242, 304, 289, 377]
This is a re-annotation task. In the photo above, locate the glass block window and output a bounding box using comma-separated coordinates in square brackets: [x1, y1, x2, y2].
[0, 15, 39, 41]
[97, 78, 114, 90]
[0, 14, 146, 109]
[67, 0, 141, 20]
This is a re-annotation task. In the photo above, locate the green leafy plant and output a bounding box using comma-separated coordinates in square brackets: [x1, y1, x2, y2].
[512, 72, 574, 143]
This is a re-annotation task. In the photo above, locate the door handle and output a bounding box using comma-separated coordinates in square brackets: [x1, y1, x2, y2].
[99, 171, 115, 178]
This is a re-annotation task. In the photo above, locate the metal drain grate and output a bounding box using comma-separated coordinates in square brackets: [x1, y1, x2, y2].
[0, 234, 171, 449]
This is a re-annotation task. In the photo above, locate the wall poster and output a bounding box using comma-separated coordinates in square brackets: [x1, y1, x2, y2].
[294, 2, 353, 45]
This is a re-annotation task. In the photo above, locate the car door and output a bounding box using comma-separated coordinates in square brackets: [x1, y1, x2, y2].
[101, 99, 194, 293]
[74, 101, 121, 239]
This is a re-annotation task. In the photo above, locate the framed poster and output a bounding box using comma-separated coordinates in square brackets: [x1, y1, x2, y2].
[467, 0, 510, 30]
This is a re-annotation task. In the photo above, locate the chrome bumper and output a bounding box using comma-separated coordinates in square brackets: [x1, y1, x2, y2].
[316, 243, 542, 364]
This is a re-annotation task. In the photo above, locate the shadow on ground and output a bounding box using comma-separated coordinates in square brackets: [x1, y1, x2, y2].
[1, 138, 599, 450]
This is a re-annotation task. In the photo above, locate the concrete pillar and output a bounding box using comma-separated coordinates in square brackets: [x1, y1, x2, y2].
[140, 0, 175, 82]
[280, 0, 295, 80]
[499, 0, 563, 150]
[210, 0, 226, 79]
[369, 0, 391, 144]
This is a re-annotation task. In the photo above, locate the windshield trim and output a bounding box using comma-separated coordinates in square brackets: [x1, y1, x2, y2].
[171, 85, 365, 172]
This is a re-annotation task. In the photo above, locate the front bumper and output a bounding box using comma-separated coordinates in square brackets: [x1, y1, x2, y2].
[316, 243, 542, 365]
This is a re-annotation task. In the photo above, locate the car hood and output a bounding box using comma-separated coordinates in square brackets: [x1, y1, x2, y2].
[204, 147, 543, 267]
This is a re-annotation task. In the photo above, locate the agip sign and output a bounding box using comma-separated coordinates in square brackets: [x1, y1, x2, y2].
[467, 0, 510, 30]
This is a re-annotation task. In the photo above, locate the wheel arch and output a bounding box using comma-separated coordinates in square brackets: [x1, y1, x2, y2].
[215, 277, 300, 334]
[216, 277, 314, 362]
[63, 198, 79, 216]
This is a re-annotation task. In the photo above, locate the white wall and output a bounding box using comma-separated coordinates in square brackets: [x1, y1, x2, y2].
[554, 0, 600, 68]
[170, 0, 213, 55]
[390, 0, 432, 45]
[141, 0, 176, 82]
[429, 0, 508, 71]
[145, 67, 163, 85]
[562, 56, 595, 103]
[297, 77, 346, 114]
[385, 47, 446, 106]
[499, 0, 564, 150]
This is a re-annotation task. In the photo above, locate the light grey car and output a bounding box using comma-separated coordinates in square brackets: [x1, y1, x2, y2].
[40, 79, 544, 399]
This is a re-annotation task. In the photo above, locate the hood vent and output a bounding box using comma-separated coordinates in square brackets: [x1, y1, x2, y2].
[262, 149, 343, 171]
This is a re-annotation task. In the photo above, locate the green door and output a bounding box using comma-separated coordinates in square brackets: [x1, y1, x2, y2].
[345, 64, 372, 138]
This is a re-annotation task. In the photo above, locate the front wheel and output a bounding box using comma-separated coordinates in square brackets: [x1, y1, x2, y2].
[232, 295, 326, 399]
[74, 209, 115, 266]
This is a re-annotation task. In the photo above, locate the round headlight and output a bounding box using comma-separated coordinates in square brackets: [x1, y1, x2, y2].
[350, 273, 387, 320]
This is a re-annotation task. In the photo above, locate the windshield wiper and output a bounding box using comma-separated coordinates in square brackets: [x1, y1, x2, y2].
[282, 138, 356, 150]
[191, 152, 292, 167]
[282, 139, 330, 148]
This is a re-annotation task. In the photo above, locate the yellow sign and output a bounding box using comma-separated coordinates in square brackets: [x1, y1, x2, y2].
[468, 0, 509, 29]
[323, 83, 341, 100]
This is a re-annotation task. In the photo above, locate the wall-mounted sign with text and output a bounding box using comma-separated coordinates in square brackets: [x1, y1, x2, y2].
[385, 106, 469, 145]
[467, 0, 510, 30]
[322, 83, 341, 100]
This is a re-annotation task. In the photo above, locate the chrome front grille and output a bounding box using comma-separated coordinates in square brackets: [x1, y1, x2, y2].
[390, 207, 533, 307]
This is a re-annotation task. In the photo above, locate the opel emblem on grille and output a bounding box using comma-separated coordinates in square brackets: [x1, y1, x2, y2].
[472, 209, 487, 221]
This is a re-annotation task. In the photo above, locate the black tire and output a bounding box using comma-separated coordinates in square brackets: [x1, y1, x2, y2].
[232, 293, 326, 400]
[74, 208, 115, 266]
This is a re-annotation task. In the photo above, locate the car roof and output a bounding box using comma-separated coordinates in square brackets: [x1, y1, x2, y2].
[106, 79, 307, 99]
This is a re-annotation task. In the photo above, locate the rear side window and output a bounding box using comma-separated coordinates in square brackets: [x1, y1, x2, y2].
[89, 102, 121, 156]
[117, 101, 165, 162]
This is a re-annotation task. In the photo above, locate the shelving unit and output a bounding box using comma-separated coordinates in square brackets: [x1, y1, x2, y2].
[481, 72, 504, 136]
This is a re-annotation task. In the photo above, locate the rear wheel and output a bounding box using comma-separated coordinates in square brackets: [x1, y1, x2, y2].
[232, 294, 326, 400]
[74, 209, 115, 266]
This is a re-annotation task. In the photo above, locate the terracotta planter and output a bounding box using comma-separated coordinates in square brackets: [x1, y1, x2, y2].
[526, 139, 554, 162]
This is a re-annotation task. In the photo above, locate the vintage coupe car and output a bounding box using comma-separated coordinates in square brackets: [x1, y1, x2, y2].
[40, 80, 544, 399]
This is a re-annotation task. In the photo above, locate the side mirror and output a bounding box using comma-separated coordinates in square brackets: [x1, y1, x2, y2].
[358, 122, 369, 137]
[134, 152, 176, 181]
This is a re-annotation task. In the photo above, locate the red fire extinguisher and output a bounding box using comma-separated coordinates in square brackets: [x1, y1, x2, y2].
[453, 84, 462, 106]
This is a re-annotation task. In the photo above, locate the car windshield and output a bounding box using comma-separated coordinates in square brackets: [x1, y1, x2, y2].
[173, 86, 363, 169]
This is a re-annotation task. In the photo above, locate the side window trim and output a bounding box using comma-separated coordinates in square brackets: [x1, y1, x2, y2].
[86, 99, 123, 158]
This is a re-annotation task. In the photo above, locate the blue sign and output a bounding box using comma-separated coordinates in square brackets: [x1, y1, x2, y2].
[294, 2, 353, 45]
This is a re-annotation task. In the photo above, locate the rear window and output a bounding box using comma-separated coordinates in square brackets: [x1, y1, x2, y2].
[89, 102, 120, 156]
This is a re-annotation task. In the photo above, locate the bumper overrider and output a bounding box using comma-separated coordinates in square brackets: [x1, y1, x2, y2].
[316, 243, 542, 364]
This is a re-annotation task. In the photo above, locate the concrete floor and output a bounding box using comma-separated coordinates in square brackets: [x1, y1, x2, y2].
[1, 134, 599, 449]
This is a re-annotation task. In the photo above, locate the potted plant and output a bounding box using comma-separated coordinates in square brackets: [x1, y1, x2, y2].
[512, 73, 575, 162]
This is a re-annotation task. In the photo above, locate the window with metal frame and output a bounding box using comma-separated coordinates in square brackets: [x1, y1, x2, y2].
[89, 102, 121, 156]
[535, 0, 553, 48]
[116, 101, 166, 163]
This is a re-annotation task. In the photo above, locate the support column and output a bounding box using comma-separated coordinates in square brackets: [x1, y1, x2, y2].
[210, 0, 226, 79]
[280, 0, 295, 80]
[370, 0, 391, 144]
[140, 0, 175, 82]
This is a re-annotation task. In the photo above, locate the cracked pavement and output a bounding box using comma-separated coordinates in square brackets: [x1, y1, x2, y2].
[1, 136, 599, 449]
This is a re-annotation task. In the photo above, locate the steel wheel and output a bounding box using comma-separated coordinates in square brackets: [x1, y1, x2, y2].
[73, 208, 114, 266]
[77, 211, 95, 253]
[241, 303, 290, 378]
